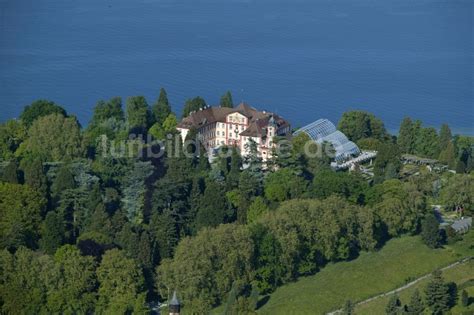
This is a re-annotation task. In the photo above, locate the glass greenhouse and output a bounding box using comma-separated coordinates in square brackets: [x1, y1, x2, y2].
[293, 119, 361, 162]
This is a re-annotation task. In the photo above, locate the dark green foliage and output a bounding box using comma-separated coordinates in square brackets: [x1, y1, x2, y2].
[152, 88, 172, 125]
[51, 163, 75, 201]
[126, 96, 151, 133]
[338, 111, 388, 142]
[251, 224, 286, 293]
[385, 294, 401, 315]
[220, 91, 234, 108]
[20, 154, 48, 197]
[20, 99, 67, 126]
[343, 300, 355, 315]
[311, 170, 368, 204]
[414, 127, 439, 159]
[195, 179, 227, 230]
[91, 97, 124, 125]
[96, 249, 148, 314]
[438, 124, 452, 152]
[461, 290, 469, 307]
[149, 212, 178, 261]
[397, 117, 415, 153]
[421, 213, 442, 249]
[0, 183, 46, 250]
[182, 96, 207, 117]
[373, 142, 401, 183]
[39, 211, 64, 254]
[0, 120, 27, 159]
[406, 289, 424, 315]
[425, 270, 451, 315]
[121, 161, 153, 225]
[264, 168, 307, 202]
[1, 160, 19, 184]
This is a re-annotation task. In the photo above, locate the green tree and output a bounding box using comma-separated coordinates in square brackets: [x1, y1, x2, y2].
[156, 224, 254, 312]
[251, 224, 286, 293]
[461, 290, 469, 307]
[338, 111, 388, 142]
[0, 120, 27, 159]
[343, 300, 355, 315]
[397, 117, 415, 153]
[1, 159, 19, 183]
[440, 174, 473, 214]
[264, 168, 307, 202]
[90, 97, 124, 125]
[0, 247, 53, 314]
[421, 214, 442, 248]
[152, 88, 171, 125]
[20, 99, 67, 127]
[126, 96, 151, 133]
[247, 196, 270, 224]
[438, 141, 456, 169]
[182, 96, 207, 117]
[20, 154, 48, 196]
[220, 91, 234, 108]
[121, 161, 154, 225]
[414, 127, 439, 158]
[22, 113, 83, 161]
[406, 289, 424, 315]
[438, 124, 452, 151]
[46, 245, 97, 314]
[385, 294, 401, 315]
[373, 143, 401, 183]
[195, 179, 227, 230]
[39, 211, 65, 255]
[96, 249, 147, 314]
[425, 270, 451, 315]
[51, 163, 76, 201]
[0, 183, 46, 249]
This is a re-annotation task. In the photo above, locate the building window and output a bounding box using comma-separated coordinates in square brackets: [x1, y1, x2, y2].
[217, 131, 220, 136]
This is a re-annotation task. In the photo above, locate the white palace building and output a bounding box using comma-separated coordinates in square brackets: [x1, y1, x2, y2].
[177, 103, 291, 161]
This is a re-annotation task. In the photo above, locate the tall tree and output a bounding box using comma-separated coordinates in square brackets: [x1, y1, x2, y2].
[1, 159, 19, 184]
[96, 249, 148, 314]
[0, 183, 46, 250]
[39, 211, 65, 255]
[425, 270, 451, 315]
[414, 127, 439, 158]
[46, 245, 97, 314]
[22, 114, 83, 161]
[20, 99, 67, 127]
[220, 91, 234, 108]
[121, 161, 154, 225]
[406, 289, 424, 315]
[385, 294, 401, 315]
[152, 88, 172, 125]
[0, 120, 27, 160]
[90, 97, 124, 125]
[338, 111, 388, 142]
[397, 117, 414, 153]
[195, 179, 227, 231]
[182, 96, 207, 117]
[126, 96, 151, 133]
[438, 124, 452, 151]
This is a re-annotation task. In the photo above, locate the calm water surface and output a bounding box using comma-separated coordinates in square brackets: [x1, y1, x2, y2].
[1, 0, 473, 134]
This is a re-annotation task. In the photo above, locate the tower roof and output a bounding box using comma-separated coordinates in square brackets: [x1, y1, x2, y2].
[170, 291, 180, 306]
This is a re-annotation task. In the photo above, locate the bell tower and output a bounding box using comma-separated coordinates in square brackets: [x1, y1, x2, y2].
[169, 291, 180, 315]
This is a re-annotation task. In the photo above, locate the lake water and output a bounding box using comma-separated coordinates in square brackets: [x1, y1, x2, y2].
[1, 0, 473, 134]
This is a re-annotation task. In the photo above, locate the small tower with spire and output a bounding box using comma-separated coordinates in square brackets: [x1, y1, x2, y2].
[169, 291, 180, 315]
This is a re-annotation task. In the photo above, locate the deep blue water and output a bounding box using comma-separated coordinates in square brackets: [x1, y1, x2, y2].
[1, 0, 473, 134]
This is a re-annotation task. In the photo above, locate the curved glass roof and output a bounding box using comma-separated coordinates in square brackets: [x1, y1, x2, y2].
[294, 119, 360, 162]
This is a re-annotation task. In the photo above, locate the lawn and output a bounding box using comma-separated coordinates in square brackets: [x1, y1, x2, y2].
[255, 231, 473, 315]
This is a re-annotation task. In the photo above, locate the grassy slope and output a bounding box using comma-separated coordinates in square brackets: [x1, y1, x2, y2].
[355, 261, 474, 314]
[257, 231, 473, 315]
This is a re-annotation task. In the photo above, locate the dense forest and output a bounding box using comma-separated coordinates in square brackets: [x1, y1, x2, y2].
[0, 89, 473, 314]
